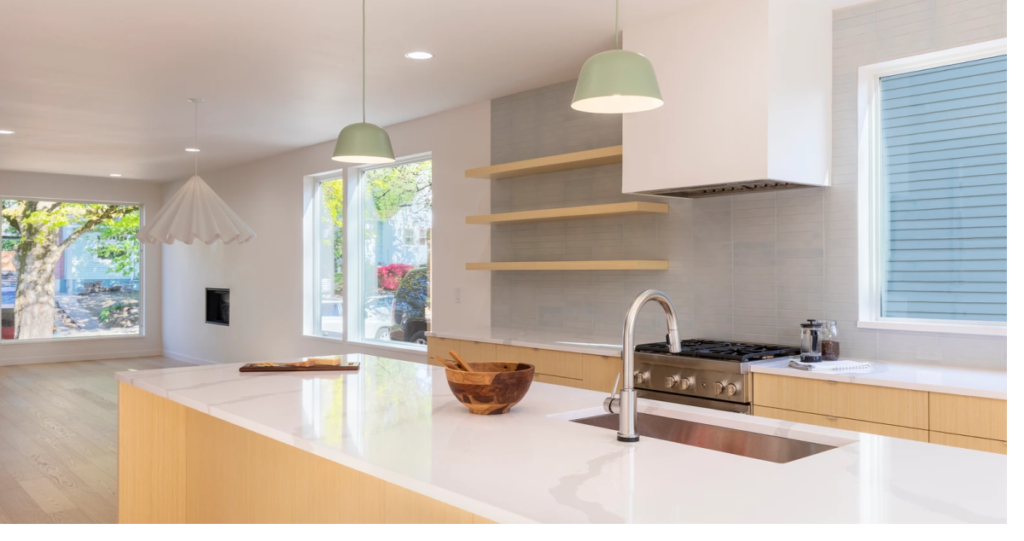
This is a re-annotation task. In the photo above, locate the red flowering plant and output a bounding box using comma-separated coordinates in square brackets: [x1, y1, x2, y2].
[377, 263, 413, 291]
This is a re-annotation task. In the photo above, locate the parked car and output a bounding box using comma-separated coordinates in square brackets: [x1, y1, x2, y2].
[363, 294, 393, 341]
[389, 266, 429, 345]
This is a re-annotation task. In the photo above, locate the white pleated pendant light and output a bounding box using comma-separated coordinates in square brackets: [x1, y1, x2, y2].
[136, 99, 257, 245]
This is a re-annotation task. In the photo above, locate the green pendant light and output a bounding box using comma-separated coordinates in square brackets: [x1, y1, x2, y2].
[572, 0, 663, 114]
[332, 0, 395, 163]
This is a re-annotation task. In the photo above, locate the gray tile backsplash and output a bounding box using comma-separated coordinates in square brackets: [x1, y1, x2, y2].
[489, 0, 1006, 369]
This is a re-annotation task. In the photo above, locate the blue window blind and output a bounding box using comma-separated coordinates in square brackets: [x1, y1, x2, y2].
[880, 55, 1006, 322]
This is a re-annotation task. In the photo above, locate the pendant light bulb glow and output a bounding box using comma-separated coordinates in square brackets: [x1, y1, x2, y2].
[572, 0, 663, 114]
[332, 0, 395, 164]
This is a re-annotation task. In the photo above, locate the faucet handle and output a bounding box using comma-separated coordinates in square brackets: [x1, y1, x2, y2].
[603, 373, 622, 414]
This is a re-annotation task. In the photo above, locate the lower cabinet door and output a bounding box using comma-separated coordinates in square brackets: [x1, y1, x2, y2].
[929, 431, 1007, 455]
[534, 374, 583, 388]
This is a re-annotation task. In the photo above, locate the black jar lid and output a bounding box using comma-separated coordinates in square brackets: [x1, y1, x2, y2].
[800, 319, 823, 328]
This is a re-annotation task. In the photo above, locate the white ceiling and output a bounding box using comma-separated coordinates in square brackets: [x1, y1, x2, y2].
[0, 0, 873, 182]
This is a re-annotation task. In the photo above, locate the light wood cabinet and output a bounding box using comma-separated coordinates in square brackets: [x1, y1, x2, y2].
[119, 383, 492, 524]
[534, 374, 584, 388]
[582, 355, 622, 394]
[426, 337, 461, 366]
[752, 406, 929, 443]
[930, 393, 1006, 441]
[929, 431, 1007, 455]
[459, 340, 497, 363]
[752, 372, 1006, 454]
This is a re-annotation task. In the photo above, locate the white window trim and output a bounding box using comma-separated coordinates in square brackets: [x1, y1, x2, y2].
[856, 38, 1007, 337]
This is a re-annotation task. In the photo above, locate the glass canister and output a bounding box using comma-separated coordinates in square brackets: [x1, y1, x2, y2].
[822, 320, 840, 361]
[799, 319, 823, 363]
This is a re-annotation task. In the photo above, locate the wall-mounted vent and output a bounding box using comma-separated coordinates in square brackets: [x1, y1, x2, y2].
[205, 288, 229, 326]
[639, 180, 812, 199]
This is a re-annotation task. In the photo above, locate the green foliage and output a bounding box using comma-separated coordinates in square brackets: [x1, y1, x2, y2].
[320, 179, 345, 289]
[1, 238, 18, 251]
[99, 302, 124, 323]
[364, 160, 432, 221]
[88, 210, 141, 278]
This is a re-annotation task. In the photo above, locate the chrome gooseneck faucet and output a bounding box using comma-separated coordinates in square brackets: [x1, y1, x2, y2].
[604, 289, 682, 442]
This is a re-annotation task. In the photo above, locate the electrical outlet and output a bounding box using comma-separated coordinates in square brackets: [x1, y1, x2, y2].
[455, 287, 462, 304]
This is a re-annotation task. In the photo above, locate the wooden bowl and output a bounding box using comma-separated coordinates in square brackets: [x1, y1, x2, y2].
[444, 362, 535, 415]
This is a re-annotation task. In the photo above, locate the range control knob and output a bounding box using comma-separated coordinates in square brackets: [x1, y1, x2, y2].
[664, 375, 680, 388]
[713, 382, 725, 395]
[679, 377, 693, 390]
[726, 383, 739, 397]
[634, 372, 648, 385]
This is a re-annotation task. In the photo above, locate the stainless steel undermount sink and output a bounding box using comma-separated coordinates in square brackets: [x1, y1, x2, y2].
[572, 413, 835, 464]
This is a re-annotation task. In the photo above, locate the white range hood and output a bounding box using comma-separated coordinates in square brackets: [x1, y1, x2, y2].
[622, 0, 832, 198]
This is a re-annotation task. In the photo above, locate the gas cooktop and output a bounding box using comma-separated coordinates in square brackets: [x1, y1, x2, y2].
[635, 339, 800, 362]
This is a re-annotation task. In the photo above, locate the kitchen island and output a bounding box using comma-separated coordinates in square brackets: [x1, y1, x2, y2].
[116, 355, 1006, 524]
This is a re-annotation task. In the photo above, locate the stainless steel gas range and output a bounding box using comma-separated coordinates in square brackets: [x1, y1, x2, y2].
[631, 339, 800, 414]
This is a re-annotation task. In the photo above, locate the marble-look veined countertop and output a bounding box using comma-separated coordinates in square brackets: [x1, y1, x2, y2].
[116, 355, 1006, 524]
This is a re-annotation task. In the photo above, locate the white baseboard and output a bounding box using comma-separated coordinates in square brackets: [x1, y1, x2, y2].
[0, 348, 164, 367]
[162, 349, 219, 366]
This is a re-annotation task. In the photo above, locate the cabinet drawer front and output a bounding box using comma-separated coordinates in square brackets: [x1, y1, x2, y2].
[752, 374, 832, 415]
[582, 355, 622, 393]
[929, 431, 1007, 455]
[426, 337, 461, 366]
[751, 405, 839, 429]
[930, 394, 1006, 441]
[496, 345, 581, 378]
[753, 406, 928, 442]
[833, 382, 928, 429]
[534, 374, 583, 388]
[458, 341, 497, 363]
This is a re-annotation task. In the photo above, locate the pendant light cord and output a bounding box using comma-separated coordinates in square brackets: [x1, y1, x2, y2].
[193, 100, 199, 176]
[366, 0, 370, 122]
[615, 0, 620, 49]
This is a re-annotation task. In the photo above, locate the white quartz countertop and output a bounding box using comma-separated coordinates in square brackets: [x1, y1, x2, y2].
[428, 328, 1007, 400]
[751, 360, 1007, 400]
[426, 327, 623, 357]
[116, 355, 1006, 524]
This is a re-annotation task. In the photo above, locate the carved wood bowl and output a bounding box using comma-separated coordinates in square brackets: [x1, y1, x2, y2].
[444, 362, 535, 415]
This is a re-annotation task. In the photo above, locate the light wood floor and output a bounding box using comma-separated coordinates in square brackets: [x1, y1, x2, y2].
[0, 356, 194, 523]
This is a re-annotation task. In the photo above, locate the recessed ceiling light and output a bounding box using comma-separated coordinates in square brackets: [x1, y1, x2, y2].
[404, 51, 433, 60]
[185, 148, 200, 152]
[109, 173, 122, 177]
[0, 130, 14, 135]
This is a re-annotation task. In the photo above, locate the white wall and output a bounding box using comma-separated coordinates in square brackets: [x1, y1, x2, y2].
[0, 170, 163, 366]
[161, 101, 490, 365]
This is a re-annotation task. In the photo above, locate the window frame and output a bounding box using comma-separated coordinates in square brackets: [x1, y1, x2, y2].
[0, 195, 147, 345]
[856, 38, 1007, 337]
[309, 171, 346, 341]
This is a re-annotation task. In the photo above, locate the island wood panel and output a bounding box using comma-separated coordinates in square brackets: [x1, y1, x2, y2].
[426, 337, 461, 366]
[185, 408, 250, 523]
[534, 374, 583, 388]
[582, 355, 622, 393]
[929, 393, 1006, 441]
[465, 145, 622, 180]
[929, 431, 1007, 455]
[752, 406, 929, 442]
[120, 388, 493, 524]
[466, 260, 669, 271]
[465, 202, 668, 225]
[117, 382, 186, 524]
[832, 382, 928, 430]
[459, 341, 498, 363]
[751, 374, 833, 416]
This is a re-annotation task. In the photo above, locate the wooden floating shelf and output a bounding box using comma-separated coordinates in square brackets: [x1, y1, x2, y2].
[466, 201, 668, 225]
[466, 260, 669, 271]
[465, 145, 623, 180]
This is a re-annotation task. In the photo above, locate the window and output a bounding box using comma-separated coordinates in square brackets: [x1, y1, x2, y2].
[858, 40, 1006, 335]
[308, 156, 432, 348]
[1, 199, 142, 341]
[356, 158, 432, 346]
[312, 177, 345, 338]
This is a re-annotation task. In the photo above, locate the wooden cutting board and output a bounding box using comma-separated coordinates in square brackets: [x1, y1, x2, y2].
[239, 356, 360, 372]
